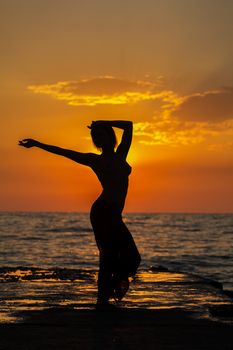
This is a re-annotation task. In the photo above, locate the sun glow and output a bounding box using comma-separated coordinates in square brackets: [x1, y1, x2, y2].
[1, 0, 233, 212]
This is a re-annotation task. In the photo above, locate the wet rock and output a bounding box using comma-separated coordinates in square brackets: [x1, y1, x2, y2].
[209, 304, 233, 318]
[223, 290, 233, 299]
[202, 278, 223, 290]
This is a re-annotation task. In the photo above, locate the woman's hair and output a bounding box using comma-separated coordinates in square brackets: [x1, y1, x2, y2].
[91, 125, 117, 150]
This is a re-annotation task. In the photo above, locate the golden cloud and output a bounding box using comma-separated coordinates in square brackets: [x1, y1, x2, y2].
[28, 76, 181, 107]
[132, 87, 233, 147]
[28, 76, 233, 149]
[134, 116, 233, 147]
[134, 118, 215, 147]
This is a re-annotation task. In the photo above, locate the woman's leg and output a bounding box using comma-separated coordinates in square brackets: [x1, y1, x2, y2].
[97, 246, 117, 304]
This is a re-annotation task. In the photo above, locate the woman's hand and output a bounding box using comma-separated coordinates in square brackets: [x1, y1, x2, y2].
[18, 138, 39, 148]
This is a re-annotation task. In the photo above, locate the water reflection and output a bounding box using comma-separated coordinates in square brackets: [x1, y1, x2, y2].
[0, 268, 232, 323]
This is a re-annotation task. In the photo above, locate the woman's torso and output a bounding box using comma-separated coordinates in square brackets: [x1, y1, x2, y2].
[91, 153, 132, 212]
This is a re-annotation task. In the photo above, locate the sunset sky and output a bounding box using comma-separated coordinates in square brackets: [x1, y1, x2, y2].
[1, 0, 233, 212]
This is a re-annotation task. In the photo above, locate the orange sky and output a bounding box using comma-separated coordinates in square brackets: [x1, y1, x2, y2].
[1, 0, 233, 212]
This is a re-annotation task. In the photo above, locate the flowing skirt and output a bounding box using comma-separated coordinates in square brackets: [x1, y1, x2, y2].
[90, 197, 141, 302]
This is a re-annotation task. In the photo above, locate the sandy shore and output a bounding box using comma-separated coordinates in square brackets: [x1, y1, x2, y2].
[1, 307, 233, 350]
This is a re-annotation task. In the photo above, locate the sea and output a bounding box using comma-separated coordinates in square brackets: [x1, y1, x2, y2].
[0, 212, 233, 322]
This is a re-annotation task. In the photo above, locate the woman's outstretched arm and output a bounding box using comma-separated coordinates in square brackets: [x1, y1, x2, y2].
[18, 138, 96, 166]
[90, 120, 133, 159]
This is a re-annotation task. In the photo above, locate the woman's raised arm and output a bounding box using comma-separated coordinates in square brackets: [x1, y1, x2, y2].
[18, 138, 97, 167]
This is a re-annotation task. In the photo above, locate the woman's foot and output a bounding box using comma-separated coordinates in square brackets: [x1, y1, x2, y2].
[113, 278, 129, 301]
[95, 299, 117, 311]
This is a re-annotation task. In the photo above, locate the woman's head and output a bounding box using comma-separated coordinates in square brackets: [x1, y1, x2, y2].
[91, 125, 117, 151]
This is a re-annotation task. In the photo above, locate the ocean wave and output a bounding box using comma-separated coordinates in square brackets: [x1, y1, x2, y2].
[38, 227, 93, 233]
[182, 228, 201, 232]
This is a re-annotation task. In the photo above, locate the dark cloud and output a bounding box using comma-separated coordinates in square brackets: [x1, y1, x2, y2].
[56, 76, 154, 95]
[172, 87, 233, 122]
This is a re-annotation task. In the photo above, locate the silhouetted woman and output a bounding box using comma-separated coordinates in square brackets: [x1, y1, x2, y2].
[19, 120, 141, 307]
